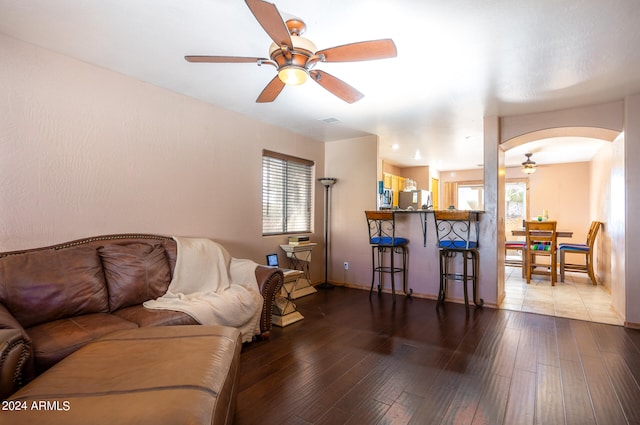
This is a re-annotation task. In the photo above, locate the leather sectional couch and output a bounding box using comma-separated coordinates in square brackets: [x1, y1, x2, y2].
[0, 234, 284, 404]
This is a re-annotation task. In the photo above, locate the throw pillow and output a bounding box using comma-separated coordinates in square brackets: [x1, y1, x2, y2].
[98, 243, 172, 311]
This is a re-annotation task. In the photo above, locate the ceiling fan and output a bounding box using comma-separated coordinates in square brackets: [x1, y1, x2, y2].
[185, 0, 397, 103]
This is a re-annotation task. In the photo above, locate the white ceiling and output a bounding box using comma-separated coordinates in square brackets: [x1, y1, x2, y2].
[1, 0, 639, 170]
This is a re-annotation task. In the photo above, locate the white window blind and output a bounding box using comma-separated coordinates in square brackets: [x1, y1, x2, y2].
[262, 150, 314, 235]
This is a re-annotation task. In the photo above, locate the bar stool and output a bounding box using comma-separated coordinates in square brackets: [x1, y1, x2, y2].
[434, 210, 483, 308]
[365, 211, 411, 301]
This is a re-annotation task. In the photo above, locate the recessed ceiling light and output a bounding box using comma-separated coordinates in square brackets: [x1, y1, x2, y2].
[414, 149, 422, 160]
[392, 143, 399, 150]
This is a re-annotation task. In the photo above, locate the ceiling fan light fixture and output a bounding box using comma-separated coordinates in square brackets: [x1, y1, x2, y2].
[521, 152, 537, 174]
[186, 2, 396, 103]
[278, 65, 309, 85]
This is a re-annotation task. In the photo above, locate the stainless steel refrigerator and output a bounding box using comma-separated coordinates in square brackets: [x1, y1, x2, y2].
[398, 190, 432, 210]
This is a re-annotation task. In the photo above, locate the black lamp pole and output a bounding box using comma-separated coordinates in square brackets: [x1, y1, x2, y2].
[318, 177, 337, 289]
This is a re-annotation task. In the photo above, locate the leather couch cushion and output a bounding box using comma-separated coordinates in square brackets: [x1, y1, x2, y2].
[113, 305, 198, 327]
[0, 246, 109, 328]
[27, 313, 138, 374]
[8, 325, 242, 425]
[98, 243, 172, 311]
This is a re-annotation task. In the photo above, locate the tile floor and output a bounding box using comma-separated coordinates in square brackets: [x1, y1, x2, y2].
[501, 266, 623, 326]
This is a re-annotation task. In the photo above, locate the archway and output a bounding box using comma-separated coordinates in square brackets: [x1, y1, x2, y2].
[500, 130, 620, 323]
[492, 103, 625, 323]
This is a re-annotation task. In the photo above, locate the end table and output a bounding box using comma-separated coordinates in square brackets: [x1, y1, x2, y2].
[279, 243, 318, 299]
[272, 269, 305, 327]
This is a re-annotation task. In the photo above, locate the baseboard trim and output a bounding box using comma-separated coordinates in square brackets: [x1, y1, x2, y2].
[624, 320, 640, 329]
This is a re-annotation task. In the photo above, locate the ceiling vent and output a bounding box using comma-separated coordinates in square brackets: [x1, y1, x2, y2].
[320, 117, 341, 124]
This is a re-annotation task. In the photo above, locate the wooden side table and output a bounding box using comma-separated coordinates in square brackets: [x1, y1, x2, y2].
[272, 269, 305, 327]
[279, 243, 318, 299]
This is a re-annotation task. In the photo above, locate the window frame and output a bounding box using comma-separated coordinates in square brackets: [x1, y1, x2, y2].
[262, 150, 315, 236]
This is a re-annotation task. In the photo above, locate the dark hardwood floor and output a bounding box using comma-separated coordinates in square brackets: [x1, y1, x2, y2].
[236, 286, 640, 425]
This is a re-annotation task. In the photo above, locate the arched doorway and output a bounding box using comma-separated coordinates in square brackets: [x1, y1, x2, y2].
[485, 101, 629, 323]
[500, 134, 620, 324]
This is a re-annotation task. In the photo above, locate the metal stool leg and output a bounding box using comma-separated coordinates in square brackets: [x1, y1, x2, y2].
[370, 246, 376, 295]
[390, 247, 396, 301]
[437, 250, 449, 305]
[462, 251, 469, 308]
[401, 246, 412, 297]
[471, 250, 483, 306]
[437, 249, 483, 309]
[378, 247, 385, 293]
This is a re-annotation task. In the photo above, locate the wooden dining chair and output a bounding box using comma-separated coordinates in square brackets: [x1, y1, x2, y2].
[505, 239, 526, 277]
[559, 221, 602, 285]
[525, 220, 557, 285]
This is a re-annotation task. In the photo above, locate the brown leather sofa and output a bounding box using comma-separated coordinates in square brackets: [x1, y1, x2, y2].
[5, 325, 243, 425]
[0, 234, 283, 401]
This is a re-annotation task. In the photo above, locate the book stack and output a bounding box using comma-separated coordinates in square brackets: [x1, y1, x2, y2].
[288, 235, 310, 246]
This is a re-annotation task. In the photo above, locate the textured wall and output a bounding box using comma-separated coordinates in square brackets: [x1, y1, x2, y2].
[0, 34, 325, 279]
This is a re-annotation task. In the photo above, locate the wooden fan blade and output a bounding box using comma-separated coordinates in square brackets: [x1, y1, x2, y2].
[256, 76, 285, 102]
[185, 55, 268, 63]
[309, 70, 364, 103]
[316, 39, 397, 62]
[245, 0, 292, 49]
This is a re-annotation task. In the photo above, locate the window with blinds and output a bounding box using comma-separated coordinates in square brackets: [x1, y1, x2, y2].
[262, 150, 314, 235]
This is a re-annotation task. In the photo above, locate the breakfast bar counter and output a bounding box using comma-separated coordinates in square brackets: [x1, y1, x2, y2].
[369, 209, 487, 305]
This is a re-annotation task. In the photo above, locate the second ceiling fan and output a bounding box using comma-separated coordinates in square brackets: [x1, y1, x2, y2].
[185, 0, 397, 103]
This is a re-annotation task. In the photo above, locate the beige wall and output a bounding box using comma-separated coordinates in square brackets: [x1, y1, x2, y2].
[382, 161, 403, 176]
[382, 163, 431, 191]
[624, 95, 640, 326]
[590, 136, 623, 298]
[440, 169, 484, 184]
[0, 34, 327, 282]
[526, 162, 590, 238]
[399, 166, 430, 191]
[4, 33, 640, 326]
[324, 136, 378, 285]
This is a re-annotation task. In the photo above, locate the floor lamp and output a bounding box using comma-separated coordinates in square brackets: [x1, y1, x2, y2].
[318, 177, 337, 289]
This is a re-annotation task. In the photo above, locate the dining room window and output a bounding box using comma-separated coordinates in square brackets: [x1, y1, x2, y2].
[505, 179, 528, 236]
[457, 183, 484, 210]
[262, 150, 314, 235]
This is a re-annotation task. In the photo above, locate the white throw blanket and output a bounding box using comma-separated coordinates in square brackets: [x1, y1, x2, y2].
[143, 237, 262, 343]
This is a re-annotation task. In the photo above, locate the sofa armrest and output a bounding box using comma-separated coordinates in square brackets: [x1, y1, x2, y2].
[0, 329, 31, 400]
[0, 304, 33, 400]
[254, 266, 284, 339]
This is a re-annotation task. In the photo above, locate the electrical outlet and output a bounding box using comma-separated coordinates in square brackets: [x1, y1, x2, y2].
[343, 262, 349, 270]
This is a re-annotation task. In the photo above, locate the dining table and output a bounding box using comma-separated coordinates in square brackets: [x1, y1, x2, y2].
[511, 229, 573, 238]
